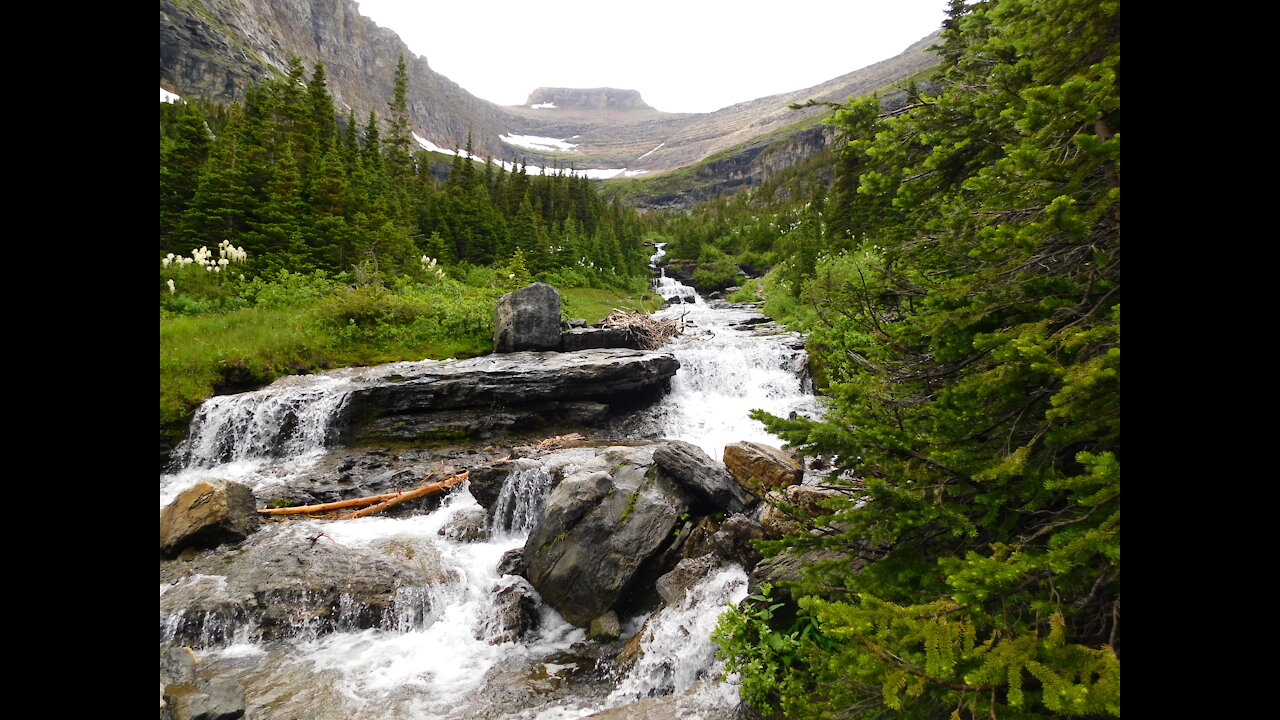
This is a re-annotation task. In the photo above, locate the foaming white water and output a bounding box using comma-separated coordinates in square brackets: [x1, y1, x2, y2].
[172, 373, 355, 469]
[609, 564, 748, 702]
[191, 478, 585, 719]
[646, 244, 820, 460]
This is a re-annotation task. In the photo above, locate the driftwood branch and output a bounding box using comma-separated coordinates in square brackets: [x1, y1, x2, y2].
[258, 467, 469, 519]
[258, 493, 406, 516]
[343, 471, 470, 519]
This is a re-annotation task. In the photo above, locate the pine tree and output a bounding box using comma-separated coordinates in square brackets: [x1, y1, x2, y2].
[717, 1, 1121, 717]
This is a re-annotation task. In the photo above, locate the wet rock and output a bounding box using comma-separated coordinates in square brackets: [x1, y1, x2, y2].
[712, 514, 768, 570]
[162, 677, 246, 720]
[494, 282, 562, 353]
[580, 681, 738, 720]
[587, 610, 621, 641]
[159, 528, 449, 646]
[656, 554, 725, 606]
[522, 445, 691, 626]
[160, 479, 258, 558]
[486, 576, 540, 644]
[723, 442, 803, 496]
[615, 615, 652, 673]
[654, 440, 755, 514]
[438, 506, 490, 542]
[497, 547, 526, 576]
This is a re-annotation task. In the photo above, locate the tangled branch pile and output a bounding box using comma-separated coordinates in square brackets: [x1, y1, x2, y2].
[600, 309, 686, 349]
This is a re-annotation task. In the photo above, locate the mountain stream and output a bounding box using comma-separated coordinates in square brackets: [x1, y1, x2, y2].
[159, 245, 822, 719]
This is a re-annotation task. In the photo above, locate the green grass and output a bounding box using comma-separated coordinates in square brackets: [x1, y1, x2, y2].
[160, 282, 662, 449]
[560, 287, 663, 323]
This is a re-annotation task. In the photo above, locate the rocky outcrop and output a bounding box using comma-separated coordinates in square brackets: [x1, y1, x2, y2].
[521, 446, 691, 627]
[655, 554, 725, 607]
[159, 528, 453, 646]
[723, 441, 803, 496]
[336, 348, 678, 445]
[653, 440, 756, 515]
[494, 282, 562, 353]
[526, 87, 656, 113]
[560, 327, 642, 351]
[160, 479, 259, 557]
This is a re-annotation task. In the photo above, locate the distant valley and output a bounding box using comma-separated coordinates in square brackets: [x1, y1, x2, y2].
[160, 0, 939, 206]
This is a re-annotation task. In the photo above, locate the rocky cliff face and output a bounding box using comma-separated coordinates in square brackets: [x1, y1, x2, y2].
[160, 0, 517, 158]
[160, 0, 939, 189]
[525, 87, 657, 114]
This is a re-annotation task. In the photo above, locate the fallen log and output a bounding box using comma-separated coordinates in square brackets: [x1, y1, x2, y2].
[344, 471, 470, 519]
[258, 492, 405, 516]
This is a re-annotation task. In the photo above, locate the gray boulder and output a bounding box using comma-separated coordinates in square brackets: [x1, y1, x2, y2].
[494, 282, 562, 352]
[654, 440, 755, 514]
[560, 327, 641, 351]
[656, 554, 725, 606]
[712, 514, 769, 570]
[160, 528, 452, 646]
[484, 576, 540, 644]
[160, 479, 258, 558]
[522, 446, 691, 626]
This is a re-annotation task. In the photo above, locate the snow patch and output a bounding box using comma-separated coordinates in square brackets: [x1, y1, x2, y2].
[638, 142, 665, 160]
[499, 134, 579, 152]
[530, 102, 557, 109]
[161, 88, 181, 104]
[412, 132, 644, 179]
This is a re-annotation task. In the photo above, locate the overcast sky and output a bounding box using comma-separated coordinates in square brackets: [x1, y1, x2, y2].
[354, 1, 948, 114]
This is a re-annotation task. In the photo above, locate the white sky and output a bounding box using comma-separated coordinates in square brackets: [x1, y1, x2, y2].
[354, 1, 948, 114]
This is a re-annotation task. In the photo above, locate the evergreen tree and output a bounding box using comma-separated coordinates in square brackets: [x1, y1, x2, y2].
[160, 99, 213, 252]
[716, 1, 1121, 717]
[384, 53, 414, 194]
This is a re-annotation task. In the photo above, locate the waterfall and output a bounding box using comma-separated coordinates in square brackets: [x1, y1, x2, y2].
[171, 373, 355, 470]
[644, 243, 820, 461]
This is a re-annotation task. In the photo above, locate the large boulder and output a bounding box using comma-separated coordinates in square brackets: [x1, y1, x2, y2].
[159, 527, 452, 646]
[494, 282, 562, 352]
[723, 441, 803, 496]
[522, 446, 692, 626]
[560, 327, 642, 351]
[340, 349, 679, 446]
[160, 479, 259, 558]
[654, 440, 755, 514]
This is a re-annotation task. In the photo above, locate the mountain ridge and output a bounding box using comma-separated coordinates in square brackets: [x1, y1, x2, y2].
[160, 0, 940, 189]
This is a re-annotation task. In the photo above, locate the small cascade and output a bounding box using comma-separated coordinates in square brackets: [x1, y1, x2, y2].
[171, 373, 355, 470]
[642, 243, 821, 461]
[607, 565, 748, 704]
[490, 466, 556, 536]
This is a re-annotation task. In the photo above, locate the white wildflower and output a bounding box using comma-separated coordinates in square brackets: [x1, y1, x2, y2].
[167, 279, 175, 295]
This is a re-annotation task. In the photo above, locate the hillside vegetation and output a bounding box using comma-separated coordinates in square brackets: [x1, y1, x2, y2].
[160, 53, 660, 450]
[690, 0, 1121, 717]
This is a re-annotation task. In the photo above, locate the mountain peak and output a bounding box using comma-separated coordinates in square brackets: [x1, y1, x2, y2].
[524, 87, 654, 112]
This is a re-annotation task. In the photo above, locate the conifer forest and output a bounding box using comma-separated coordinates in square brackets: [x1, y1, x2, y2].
[160, 0, 1119, 716]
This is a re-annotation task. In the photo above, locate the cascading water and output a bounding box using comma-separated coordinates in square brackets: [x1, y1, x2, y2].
[161, 246, 824, 718]
[644, 242, 820, 461]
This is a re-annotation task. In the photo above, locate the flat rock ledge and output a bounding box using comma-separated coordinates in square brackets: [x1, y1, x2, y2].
[337, 348, 680, 444]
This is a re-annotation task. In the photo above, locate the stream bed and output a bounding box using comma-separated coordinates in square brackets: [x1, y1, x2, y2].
[160, 247, 822, 719]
